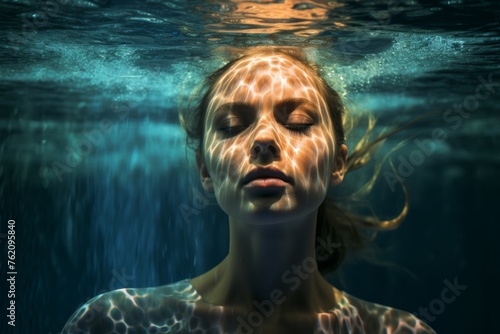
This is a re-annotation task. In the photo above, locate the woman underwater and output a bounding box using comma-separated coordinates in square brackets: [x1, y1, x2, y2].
[62, 47, 436, 334]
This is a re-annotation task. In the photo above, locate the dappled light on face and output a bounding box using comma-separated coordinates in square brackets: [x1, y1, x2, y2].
[201, 54, 338, 222]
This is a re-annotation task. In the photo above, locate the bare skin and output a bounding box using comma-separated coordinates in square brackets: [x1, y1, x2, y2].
[61, 51, 436, 334]
[191, 53, 348, 330]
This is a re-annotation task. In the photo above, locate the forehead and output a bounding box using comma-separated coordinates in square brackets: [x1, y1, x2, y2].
[209, 54, 323, 104]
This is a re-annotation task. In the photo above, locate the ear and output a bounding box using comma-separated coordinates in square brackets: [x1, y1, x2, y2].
[196, 150, 213, 193]
[330, 144, 348, 187]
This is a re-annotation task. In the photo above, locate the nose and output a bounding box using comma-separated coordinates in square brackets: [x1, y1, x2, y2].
[251, 141, 280, 159]
[250, 125, 280, 159]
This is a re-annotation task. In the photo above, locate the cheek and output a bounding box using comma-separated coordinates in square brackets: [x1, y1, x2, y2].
[292, 133, 335, 188]
[204, 135, 247, 186]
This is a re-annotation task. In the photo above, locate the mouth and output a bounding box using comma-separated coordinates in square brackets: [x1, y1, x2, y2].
[241, 167, 293, 186]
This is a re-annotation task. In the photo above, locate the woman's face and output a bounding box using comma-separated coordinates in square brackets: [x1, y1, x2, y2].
[198, 54, 345, 224]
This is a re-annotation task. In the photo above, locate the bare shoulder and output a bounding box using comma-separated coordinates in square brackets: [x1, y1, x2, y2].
[61, 279, 197, 334]
[336, 289, 437, 334]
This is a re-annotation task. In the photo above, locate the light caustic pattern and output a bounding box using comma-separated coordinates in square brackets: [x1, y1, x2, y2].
[62, 54, 435, 333]
[200, 54, 338, 225]
[61, 279, 434, 333]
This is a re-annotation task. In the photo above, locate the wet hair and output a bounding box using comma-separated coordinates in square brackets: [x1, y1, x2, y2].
[179, 47, 428, 274]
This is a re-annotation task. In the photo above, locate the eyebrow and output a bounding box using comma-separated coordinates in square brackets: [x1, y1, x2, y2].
[214, 102, 254, 115]
[215, 98, 318, 114]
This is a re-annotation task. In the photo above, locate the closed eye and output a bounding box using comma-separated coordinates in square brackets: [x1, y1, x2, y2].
[218, 122, 313, 137]
[218, 125, 249, 137]
[284, 112, 315, 134]
[276, 98, 318, 134]
[284, 123, 313, 133]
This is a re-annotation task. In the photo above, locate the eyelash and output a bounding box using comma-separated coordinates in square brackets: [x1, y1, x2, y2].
[284, 123, 313, 134]
[218, 123, 312, 136]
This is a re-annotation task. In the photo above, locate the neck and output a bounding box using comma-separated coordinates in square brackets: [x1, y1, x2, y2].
[193, 210, 337, 315]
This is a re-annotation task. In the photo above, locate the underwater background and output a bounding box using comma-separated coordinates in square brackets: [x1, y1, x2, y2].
[0, 0, 499, 333]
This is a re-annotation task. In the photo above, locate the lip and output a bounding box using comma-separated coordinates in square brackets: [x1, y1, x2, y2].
[241, 167, 293, 186]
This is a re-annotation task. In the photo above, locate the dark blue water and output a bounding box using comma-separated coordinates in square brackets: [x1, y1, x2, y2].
[0, 0, 499, 333]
